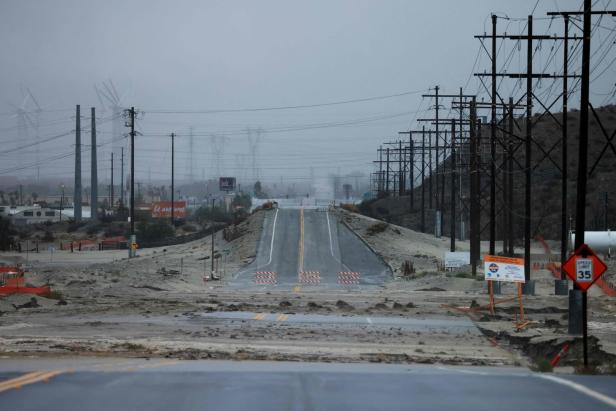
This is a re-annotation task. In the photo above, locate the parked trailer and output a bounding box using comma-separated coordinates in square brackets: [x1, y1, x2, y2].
[569, 231, 616, 256]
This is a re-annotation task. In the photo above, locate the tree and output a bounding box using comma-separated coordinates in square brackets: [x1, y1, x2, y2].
[253, 181, 267, 199]
[0, 216, 17, 250]
[232, 193, 252, 210]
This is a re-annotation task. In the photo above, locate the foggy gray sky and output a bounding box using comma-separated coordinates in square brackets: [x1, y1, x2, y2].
[0, 0, 614, 191]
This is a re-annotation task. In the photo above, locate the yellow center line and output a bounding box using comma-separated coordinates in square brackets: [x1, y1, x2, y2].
[253, 313, 266, 320]
[0, 371, 47, 389]
[0, 370, 64, 393]
[276, 314, 288, 321]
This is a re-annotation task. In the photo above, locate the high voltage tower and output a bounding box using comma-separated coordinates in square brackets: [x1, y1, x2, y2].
[210, 134, 228, 178]
[246, 127, 263, 182]
[188, 127, 194, 184]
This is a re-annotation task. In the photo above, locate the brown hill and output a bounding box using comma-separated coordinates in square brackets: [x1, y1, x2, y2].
[359, 104, 616, 243]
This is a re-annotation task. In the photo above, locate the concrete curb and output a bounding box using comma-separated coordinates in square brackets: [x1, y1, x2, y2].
[335, 209, 396, 278]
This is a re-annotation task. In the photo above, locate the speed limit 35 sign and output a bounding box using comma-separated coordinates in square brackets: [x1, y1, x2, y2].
[562, 244, 608, 292]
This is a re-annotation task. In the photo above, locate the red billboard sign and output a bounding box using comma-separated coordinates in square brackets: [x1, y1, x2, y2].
[151, 201, 187, 219]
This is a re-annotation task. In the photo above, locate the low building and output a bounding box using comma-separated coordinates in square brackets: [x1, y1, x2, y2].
[11, 207, 62, 225]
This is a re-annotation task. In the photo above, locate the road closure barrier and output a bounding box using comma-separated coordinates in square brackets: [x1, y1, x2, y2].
[254, 271, 277, 285]
[337, 271, 361, 285]
[299, 271, 321, 285]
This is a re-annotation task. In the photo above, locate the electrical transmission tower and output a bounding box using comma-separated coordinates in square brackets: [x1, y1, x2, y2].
[95, 80, 127, 197]
[210, 134, 228, 178]
[186, 127, 195, 184]
[246, 127, 263, 182]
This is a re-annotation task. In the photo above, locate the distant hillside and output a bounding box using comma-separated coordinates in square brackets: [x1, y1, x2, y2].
[359, 104, 616, 242]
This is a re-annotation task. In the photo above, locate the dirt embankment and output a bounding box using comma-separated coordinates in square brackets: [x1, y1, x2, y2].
[335, 208, 468, 277]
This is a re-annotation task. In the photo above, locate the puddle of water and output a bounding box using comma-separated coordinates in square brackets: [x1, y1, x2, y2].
[196, 311, 480, 334]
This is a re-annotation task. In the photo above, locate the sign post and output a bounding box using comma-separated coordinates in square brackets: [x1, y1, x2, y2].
[483, 255, 527, 326]
[562, 243, 608, 368]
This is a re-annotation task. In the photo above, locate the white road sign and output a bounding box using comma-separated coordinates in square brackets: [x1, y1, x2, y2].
[575, 258, 593, 282]
[445, 251, 470, 268]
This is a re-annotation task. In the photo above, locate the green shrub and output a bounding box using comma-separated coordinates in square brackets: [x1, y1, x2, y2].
[137, 220, 175, 242]
[42, 231, 55, 242]
[232, 193, 252, 209]
[533, 358, 553, 373]
[194, 205, 233, 224]
[0, 216, 17, 250]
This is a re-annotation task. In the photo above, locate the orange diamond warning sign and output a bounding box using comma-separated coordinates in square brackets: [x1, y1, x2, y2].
[562, 243, 607, 292]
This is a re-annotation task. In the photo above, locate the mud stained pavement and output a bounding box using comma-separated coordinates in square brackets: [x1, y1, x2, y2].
[230, 208, 390, 288]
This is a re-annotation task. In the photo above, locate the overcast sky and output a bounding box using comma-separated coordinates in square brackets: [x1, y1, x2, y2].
[0, 0, 614, 191]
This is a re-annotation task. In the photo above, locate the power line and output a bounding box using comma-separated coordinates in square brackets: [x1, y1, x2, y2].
[143, 89, 428, 114]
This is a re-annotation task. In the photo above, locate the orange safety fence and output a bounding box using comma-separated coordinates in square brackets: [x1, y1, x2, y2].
[0, 267, 51, 296]
[57, 236, 129, 251]
[60, 239, 98, 251]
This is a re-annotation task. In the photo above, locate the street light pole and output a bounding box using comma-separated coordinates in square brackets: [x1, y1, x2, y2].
[171, 132, 175, 227]
[60, 184, 65, 222]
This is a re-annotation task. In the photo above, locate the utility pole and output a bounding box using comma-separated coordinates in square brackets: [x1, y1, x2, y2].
[120, 147, 124, 208]
[501, 104, 508, 255]
[469, 96, 479, 276]
[410, 136, 414, 210]
[74, 105, 82, 222]
[211, 198, 215, 276]
[489, 14, 497, 256]
[434, 87, 440, 212]
[385, 148, 390, 195]
[524, 15, 533, 290]
[508, 98, 515, 256]
[397, 131, 416, 212]
[91, 107, 98, 221]
[378, 145, 383, 194]
[561, 15, 570, 282]
[450, 121, 456, 252]
[125, 107, 136, 257]
[421, 127, 426, 232]
[171, 132, 175, 226]
[110, 153, 114, 210]
[429, 130, 433, 209]
[189, 127, 194, 184]
[60, 184, 65, 223]
[574, 0, 592, 369]
[398, 140, 404, 196]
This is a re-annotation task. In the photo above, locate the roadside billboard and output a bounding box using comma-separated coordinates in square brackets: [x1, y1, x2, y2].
[151, 201, 187, 219]
[219, 177, 236, 192]
[484, 255, 525, 283]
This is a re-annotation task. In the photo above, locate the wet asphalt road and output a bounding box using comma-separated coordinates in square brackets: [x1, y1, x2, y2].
[231, 208, 390, 288]
[1, 360, 615, 411]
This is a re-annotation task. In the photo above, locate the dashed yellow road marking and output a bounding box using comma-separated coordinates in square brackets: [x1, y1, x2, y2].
[0, 360, 179, 393]
[293, 286, 302, 293]
[253, 313, 266, 320]
[276, 314, 288, 322]
[0, 370, 64, 393]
